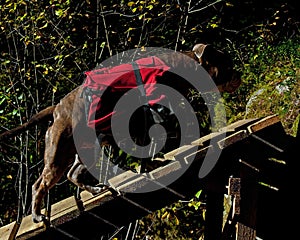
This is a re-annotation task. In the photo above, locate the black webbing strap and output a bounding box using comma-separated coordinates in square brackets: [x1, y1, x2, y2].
[131, 61, 153, 173]
[131, 61, 148, 105]
[131, 61, 165, 124]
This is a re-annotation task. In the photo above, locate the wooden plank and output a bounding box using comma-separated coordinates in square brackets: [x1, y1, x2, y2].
[108, 163, 184, 194]
[171, 144, 200, 161]
[16, 215, 44, 240]
[108, 161, 186, 198]
[191, 131, 226, 146]
[16, 195, 80, 239]
[14, 190, 117, 239]
[48, 196, 80, 226]
[108, 170, 138, 189]
[219, 118, 258, 132]
[192, 117, 261, 147]
[163, 144, 197, 160]
[218, 130, 248, 149]
[0, 221, 20, 240]
[82, 189, 115, 212]
[247, 114, 280, 133]
[136, 158, 173, 173]
[116, 175, 149, 193]
[80, 189, 95, 202]
[183, 145, 213, 165]
[149, 160, 182, 180]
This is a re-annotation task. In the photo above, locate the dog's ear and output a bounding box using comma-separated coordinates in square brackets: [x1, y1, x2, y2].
[193, 44, 223, 65]
[193, 43, 220, 66]
[192, 43, 208, 59]
[193, 43, 220, 79]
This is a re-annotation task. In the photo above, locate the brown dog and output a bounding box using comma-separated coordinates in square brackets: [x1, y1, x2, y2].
[0, 44, 241, 223]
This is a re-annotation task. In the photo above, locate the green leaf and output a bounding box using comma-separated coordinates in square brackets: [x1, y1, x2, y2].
[0, 97, 5, 105]
[100, 42, 106, 48]
[12, 109, 18, 116]
[195, 189, 202, 199]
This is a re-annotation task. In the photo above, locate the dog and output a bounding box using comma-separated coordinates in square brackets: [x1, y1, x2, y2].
[0, 44, 241, 223]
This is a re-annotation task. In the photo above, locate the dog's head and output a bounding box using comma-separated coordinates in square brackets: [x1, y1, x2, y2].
[193, 43, 241, 93]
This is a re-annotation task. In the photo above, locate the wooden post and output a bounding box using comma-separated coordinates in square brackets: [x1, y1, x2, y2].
[236, 222, 256, 239]
[228, 177, 241, 217]
[222, 173, 258, 240]
[221, 177, 241, 239]
[235, 160, 258, 240]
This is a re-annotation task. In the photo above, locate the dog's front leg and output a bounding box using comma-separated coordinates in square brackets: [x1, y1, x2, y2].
[67, 154, 106, 195]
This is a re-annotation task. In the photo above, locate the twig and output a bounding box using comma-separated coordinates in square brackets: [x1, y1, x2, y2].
[189, 0, 223, 14]
[175, 0, 191, 51]
[94, 0, 100, 63]
[100, 1, 112, 57]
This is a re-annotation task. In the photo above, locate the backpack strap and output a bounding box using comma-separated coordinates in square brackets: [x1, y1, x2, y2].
[131, 61, 165, 122]
[131, 61, 148, 105]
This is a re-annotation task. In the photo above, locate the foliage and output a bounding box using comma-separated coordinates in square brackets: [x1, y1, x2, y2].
[136, 190, 205, 239]
[223, 37, 300, 135]
[0, 0, 299, 238]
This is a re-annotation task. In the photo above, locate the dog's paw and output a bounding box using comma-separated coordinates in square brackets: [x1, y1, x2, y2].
[90, 184, 109, 196]
[32, 213, 48, 224]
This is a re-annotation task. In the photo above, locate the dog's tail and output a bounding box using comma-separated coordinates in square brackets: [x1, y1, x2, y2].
[0, 105, 56, 140]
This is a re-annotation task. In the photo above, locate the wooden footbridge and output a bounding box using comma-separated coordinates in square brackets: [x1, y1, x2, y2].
[0, 115, 297, 240]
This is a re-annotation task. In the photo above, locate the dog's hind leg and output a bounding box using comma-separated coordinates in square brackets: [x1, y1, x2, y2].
[32, 164, 70, 223]
[31, 124, 72, 223]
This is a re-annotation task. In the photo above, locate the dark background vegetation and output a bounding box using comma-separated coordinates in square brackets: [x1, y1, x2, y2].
[0, 0, 299, 238]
